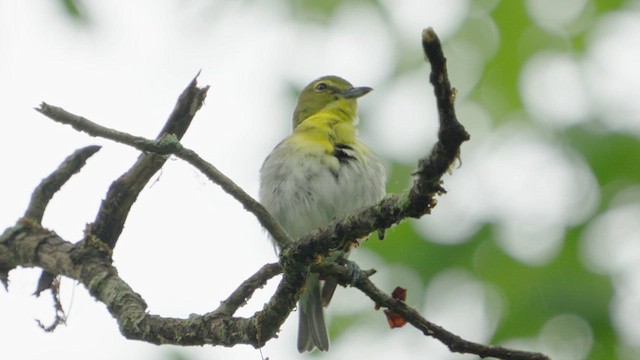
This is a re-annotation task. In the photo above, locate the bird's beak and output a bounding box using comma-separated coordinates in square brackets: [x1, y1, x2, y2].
[342, 86, 373, 99]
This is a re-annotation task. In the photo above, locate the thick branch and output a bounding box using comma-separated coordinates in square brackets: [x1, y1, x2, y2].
[20, 145, 101, 295]
[0, 226, 292, 346]
[0, 224, 546, 359]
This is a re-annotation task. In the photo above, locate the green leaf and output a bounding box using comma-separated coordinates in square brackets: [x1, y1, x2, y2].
[566, 128, 640, 205]
[476, 226, 614, 348]
[59, 0, 84, 20]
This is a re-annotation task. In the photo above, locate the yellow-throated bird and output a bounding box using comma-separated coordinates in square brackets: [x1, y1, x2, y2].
[259, 76, 386, 352]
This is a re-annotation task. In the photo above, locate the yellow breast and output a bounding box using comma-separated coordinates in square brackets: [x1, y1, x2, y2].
[293, 108, 358, 153]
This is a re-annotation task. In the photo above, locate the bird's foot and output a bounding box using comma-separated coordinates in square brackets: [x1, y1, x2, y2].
[337, 258, 361, 286]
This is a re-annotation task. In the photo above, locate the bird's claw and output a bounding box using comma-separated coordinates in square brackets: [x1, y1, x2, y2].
[338, 258, 361, 286]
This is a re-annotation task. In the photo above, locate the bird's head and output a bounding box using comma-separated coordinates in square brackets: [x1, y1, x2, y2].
[292, 76, 372, 129]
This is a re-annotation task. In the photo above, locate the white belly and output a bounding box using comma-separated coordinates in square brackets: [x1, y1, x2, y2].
[259, 141, 386, 241]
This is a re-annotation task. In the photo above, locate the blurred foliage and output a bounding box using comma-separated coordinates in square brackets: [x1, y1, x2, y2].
[160, 349, 196, 360]
[284, 0, 382, 23]
[276, 1, 634, 359]
[57, 0, 85, 20]
[569, 129, 640, 205]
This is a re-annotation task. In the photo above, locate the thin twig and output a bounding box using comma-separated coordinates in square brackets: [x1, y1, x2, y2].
[24, 145, 101, 223]
[82, 74, 207, 249]
[35, 104, 294, 250]
[210, 262, 282, 317]
[315, 264, 550, 360]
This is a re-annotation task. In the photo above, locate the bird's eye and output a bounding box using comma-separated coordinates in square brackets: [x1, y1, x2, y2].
[315, 83, 328, 91]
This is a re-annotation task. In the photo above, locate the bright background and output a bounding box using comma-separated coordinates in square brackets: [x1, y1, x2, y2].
[1, 1, 639, 359]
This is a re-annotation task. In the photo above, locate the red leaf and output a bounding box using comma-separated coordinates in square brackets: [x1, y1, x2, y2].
[383, 309, 407, 328]
[375, 286, 409, 328]
[391, 286, 407, 301]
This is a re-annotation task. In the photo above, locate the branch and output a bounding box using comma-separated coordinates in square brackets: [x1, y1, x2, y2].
[0, 224, 285, 345]
[409, 28, 469, 210]
[0, 28, 550, 360]
[35, 104, 294, 250]
[211, 263, 282, 317]
[40, 73, 209, 250]
[315, 263, 550, 360]
[20, 145, 101, 296]
[24, 145, 101, 223]
[92, 74, 208, 250]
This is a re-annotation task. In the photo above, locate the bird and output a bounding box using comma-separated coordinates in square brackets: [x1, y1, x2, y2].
[259, 75, 386, 352]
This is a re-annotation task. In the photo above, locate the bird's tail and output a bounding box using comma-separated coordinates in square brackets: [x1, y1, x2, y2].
[297, 274, 329, 352]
